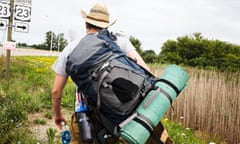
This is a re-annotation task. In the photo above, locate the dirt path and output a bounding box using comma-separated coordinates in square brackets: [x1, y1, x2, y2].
[27, 108, 72, 142]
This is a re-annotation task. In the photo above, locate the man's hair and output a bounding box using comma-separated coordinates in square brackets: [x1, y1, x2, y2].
[86, 22, 103, 30]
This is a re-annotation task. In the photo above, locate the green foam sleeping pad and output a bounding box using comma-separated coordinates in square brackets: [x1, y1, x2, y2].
[120, 64, 189, 144]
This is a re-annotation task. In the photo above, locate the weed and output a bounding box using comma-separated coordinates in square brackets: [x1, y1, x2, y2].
[44, 111, 53, 119]
[33, 118, 47, 125]
[47, 128, 61, 144]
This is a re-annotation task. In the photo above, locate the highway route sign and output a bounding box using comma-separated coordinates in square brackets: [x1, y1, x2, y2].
[14, 21, 28, 32]
[0, 0, 11, 19]
[14, 4, 31, 22]
[0, 19, 7, 30]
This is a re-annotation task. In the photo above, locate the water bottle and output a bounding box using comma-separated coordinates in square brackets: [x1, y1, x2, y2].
[77, 102, 95, 142]
[61, 122, 71, 144]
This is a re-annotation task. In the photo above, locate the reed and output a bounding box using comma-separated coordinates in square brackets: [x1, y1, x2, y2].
[153, 67, 240, 143]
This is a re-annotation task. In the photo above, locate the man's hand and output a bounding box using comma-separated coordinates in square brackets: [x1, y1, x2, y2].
[54, 113, 67, 129]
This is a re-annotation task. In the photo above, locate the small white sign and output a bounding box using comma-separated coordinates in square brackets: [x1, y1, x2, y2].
[14, 5, 31, 22]
[0, 1, 11, 19]
[0, 0, 10, 3]
[14, 0, 32, 6]
[0, 19, 7, 30]
[14, 22, 29, 32]
[3, 41, 16, 50]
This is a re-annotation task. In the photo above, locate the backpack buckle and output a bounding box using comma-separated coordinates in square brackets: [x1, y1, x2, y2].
[99, 62, 110, 71]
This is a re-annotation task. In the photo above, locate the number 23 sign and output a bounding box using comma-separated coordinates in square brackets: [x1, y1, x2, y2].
[0, 2, 11, 19]
[15, 5, 31, 22]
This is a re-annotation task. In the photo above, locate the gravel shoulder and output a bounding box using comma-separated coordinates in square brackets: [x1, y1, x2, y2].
[1, 47, 60, 56]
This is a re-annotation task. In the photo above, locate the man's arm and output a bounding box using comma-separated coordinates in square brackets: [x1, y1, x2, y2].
[118, 35, 152, 72]
[51, 73, 68, 129]
[127, 49, 151, 72]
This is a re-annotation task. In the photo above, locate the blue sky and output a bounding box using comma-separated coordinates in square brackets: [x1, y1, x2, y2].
[1, 0, 240, 53]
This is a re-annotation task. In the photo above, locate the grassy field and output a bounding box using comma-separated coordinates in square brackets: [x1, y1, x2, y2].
[165, 68, 240, 144]
[151, 65, 239, 144]
[0, 56, 231, 144]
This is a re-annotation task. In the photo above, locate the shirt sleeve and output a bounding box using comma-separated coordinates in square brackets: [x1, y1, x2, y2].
[52, 52, 68, 77]
[52, 38, 81, 77]
[116, 34, 135, 54]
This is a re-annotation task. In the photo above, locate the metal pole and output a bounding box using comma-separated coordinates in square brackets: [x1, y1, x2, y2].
[50, 31, 53, 55]
[5, 0, 14, 78]
[57, 35, 60, 52]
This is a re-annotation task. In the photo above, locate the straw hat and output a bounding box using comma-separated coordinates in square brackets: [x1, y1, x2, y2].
[81, 3, 116, 28]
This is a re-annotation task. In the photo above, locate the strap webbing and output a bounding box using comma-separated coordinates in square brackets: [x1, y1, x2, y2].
[93, 69, 121, 138]
[144, 87, 173, 109]
[95, 70, 109, 111]
[98, 113, 120, 137]
[133, 115, 163, 144]
[157, 79, 180, 95]
[133, 117, 153, 135]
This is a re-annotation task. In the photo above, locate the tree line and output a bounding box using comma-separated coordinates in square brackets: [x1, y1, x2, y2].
[18, 31, 68, 52]
[18, 31, 240, 71]
[130, 32, 240, 71]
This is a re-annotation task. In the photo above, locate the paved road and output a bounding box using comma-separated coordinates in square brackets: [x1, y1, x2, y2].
[0, 47, 60, 56]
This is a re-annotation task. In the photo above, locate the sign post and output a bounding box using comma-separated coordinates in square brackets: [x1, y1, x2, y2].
[5, 0, 13, 78]
[0, 0, 32, 78]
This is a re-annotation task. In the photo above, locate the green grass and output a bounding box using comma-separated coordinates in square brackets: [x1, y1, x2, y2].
[33, 118, 47, 125]
[0, 56, 75, 144]
[162, 118, 208, 144]
[0, 56, 209, 143]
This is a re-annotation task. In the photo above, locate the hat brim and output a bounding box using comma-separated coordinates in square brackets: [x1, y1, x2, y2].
[81, 10, 116, 28]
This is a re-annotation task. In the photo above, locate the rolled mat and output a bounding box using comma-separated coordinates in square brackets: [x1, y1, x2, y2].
[120, 64, 189, 144]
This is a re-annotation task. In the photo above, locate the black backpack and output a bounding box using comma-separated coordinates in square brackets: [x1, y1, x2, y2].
[66, 30, 155, 138]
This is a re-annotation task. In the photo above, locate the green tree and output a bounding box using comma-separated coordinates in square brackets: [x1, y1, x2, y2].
[45, 31, 56, 50]
[43, 31, 68, 51]
[56, 33, 68, 51]
[142, 50, 158, 63]
[159, 33, 240, 70]
[159, 40, 182, 64]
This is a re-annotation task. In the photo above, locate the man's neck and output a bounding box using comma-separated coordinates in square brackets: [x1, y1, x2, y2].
[87, 28, 100, 34]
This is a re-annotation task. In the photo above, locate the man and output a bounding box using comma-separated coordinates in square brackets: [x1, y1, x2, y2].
[52, 3, 172, 144]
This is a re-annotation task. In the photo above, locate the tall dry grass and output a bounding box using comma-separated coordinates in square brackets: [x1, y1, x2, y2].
[153, 67, 240, 143]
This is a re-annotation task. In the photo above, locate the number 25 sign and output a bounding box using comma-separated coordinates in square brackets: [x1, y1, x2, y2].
[14, 5, 31, 22]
